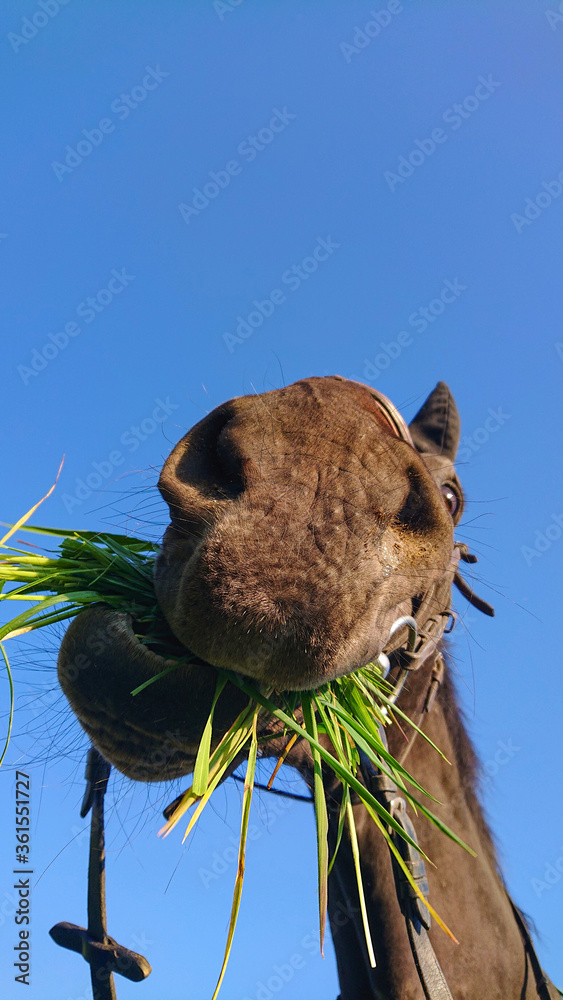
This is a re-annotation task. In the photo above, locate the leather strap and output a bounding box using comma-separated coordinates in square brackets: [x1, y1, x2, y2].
[406, 918, 455, 1000]
[509, 900, 561, 1000]
[359, 749, 454, 1000]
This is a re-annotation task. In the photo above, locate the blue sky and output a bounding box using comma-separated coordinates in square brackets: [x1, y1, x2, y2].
[1, 1, 562, 997]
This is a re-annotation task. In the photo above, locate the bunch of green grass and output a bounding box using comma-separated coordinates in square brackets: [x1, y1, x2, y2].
[0, 513, 472, 998]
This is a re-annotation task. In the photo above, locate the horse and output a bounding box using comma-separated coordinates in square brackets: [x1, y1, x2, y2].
[55, 376, 560, 1000]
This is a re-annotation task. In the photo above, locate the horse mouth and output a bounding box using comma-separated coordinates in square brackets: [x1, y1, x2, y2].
[56, 584, 416, 783]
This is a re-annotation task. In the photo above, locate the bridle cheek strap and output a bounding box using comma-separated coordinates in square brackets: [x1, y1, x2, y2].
[359, 738, 455, 1000]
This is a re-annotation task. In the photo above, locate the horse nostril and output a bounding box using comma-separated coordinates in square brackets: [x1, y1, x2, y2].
[186, 410, 246, 500]
[214, 421, 247, 499]
[158, 406, 246, 525]
[395, 465, 446, 533]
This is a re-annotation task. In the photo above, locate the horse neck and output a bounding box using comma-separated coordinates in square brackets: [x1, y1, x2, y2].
[325, 652, 540, 1000]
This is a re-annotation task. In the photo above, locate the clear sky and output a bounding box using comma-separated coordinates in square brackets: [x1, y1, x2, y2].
[1, 2, 562, 997]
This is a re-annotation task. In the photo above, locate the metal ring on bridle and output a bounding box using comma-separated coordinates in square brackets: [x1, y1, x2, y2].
[377, 615, 418, 705]
[388, 614, 418, 649]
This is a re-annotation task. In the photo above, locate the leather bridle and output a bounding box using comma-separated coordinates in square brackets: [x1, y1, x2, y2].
[335, 382, 556, 999]
[357, 582, 557, 1000]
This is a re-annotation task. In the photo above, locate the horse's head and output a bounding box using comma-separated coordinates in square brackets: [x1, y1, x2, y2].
[58, 377, 463, 780]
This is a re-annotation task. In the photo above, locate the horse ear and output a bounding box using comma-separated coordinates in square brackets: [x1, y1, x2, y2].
[408, 382, 460, 460]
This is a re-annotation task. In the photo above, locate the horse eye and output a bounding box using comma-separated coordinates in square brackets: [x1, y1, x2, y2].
[441, 485, 459, 516]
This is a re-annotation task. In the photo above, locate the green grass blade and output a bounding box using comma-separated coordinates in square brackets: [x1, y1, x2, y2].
[160, 700, 256, 838]
[318, 701, 474, 854]
[0, 643, 14, 768]
[192, 674, 228, 796]
[375, 692, 450, 761]
[327, 778, 349, 878]
[0, 592, 104, 641]
[228, 677, 430, 860]
[368, 802, 459, 943]
[130, 664, 184, 696]
[346, 799, 376, 968]
[313, 698, 350, 876]
[301, 692, 328, 956]
[0, 462, 63, 547]
[3, 523, 158, 549]
[322, 705, 419, 796]
[211, 706, 259, 1000]
[318, 699, 435, 801]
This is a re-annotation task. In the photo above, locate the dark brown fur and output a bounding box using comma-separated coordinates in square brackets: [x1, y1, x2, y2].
[57, 377, 558, 999]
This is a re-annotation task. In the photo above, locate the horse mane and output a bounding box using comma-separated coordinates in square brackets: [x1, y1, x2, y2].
[439, 647, 503, 876]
